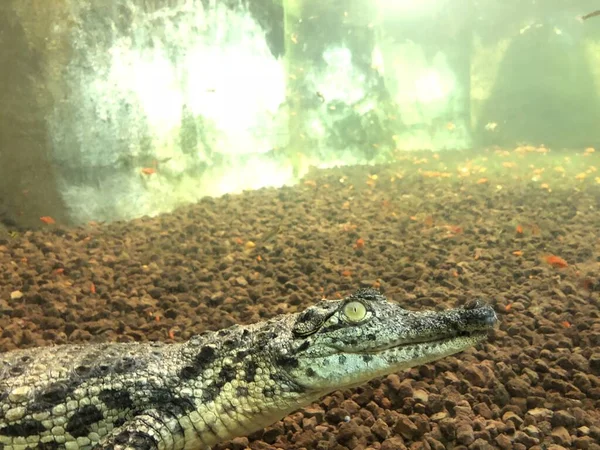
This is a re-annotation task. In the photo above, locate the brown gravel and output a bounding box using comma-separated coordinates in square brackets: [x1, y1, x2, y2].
[1, 148, 599, 450]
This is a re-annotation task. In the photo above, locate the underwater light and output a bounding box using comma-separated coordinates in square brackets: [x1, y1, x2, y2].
[213, 158, 294, 196]
[375, 0, 439, 14]
[414, 70, 449, 103]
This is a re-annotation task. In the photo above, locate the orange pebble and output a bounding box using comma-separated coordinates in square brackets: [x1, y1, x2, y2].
[40, 216, 56, 225]
[545, 255, 568, 268]
[354, 238, 365, 249]
[561, 320, 571, 328]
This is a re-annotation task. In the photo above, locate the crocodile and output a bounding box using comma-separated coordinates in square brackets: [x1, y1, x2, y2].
[0, 288, 497, 450]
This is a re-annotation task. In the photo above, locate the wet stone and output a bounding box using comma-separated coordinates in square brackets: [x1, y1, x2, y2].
[550, 410, 577, 428]
[147, 287, 163, 299]
[587, 425, 600, 441]
[325, 408, 350, 424]
[473, 429, 491, 443]
[358, 408, 375, 426]
[294, 430, 318, 448]
[484, 420, 503, 437]
[336, 420, 366, 445]
[438, 418, 458, 440]
[381, 436, 406, 450]
[371, 418, 390, 440]
[533, 359, 550, 373]
[340, 399, 360, 415]
[573, 372, 592, 392]
[502, 411, 524, 427]
[303, 406, 325, 422]
[468, 438, 492, 450]
[569, 353, 590, 372]
[353, 385, 374, 406]
[386, 373, 403, 392]
[425, 437, 445, 450]
[396, 379, 415, 399]
[454, 400, 474, 417]
[514, 430, 539, 447]
[523, 424, 542, 439]
[228, 437, 249, 450]
[526, 396, 546, 409]
[233, 276, 248, 286]
[511, 397, 527, 415]
[461, 364, 487, 387]
[551, 426, 572, 446]
[302, 416, 317, 430]
[413, 388, 429, 404]
[427, 394, 445, 413]
[494, 433, 512, 450]
[395, 415, 419, 439]
[526, 408, 553, 422]
[522, 368, 539, 384]
[261, 425, 283, 444]
[414, 401, 428, 414]
[430, 411, 449, 421]
[413, 414, 431, 435]
[577, 426, 590, 436]
[506, 376, 531, 397]
[282, 415, 301, 434]
[456, 422, 475, 445]
[409, 441, 431, 450]
[573, 436, 598, 449]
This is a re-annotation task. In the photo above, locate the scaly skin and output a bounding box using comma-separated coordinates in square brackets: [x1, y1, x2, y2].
[0, 288, 497, 449]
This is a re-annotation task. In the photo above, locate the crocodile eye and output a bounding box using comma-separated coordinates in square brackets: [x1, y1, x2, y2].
[342, 301, 367, 323]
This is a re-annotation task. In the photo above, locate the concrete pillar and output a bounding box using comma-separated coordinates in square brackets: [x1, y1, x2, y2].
[0, 1, 71, 228]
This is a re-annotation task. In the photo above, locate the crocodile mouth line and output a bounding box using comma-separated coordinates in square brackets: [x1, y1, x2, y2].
[335, 329, 490, 355]
[384, 330, 490, 351]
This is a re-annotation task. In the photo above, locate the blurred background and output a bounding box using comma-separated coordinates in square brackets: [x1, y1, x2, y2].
[1, 0, 599, 227]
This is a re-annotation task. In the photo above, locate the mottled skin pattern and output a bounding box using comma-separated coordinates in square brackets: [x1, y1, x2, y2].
[0, 289, 497, 450]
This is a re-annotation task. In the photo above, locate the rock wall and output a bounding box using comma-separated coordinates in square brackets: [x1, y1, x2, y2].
[0, 0, 72, 228]
[1, 0, 291, 226]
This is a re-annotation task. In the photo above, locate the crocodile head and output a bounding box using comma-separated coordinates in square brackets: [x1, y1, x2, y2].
[270, 288, 497, 393]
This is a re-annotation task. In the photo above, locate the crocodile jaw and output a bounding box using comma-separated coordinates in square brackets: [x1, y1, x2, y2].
[292, 330, 490, 392]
